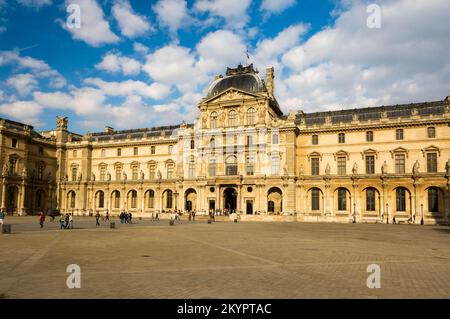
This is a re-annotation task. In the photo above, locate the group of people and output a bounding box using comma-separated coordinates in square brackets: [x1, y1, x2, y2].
[59, 213, 74, 229]
[119, 211, 132, 224]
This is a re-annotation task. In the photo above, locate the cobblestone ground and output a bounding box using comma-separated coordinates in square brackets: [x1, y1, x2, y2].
[1, 216, 450, 299]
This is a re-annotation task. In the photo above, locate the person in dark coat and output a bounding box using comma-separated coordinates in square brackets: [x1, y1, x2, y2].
[39, 211, 46, 228]
[95, 211, 101, 227]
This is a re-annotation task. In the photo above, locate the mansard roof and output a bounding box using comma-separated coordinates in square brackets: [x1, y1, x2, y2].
[291, 99, 448, 126]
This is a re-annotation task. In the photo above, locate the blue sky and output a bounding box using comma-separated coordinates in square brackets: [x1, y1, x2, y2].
[0, 0, 449, 133]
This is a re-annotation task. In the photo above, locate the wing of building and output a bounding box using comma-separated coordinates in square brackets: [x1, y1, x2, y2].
[1, 64, 450, 224]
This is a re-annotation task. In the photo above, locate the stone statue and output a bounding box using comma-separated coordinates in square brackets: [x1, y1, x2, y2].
[2, 163, 8, 175]
[201, 113, 207, 128]
[64, 174, 68, 182]
[381, 161, 388, 175]
[219, 110, 226, 123]
[352, 162, 358, 175]
[77, 172, 82, 181]
[299, 164, 304, 176]
[56, 116, 68, 130]
[140, 170, 145, 180]
[413, 160, 420, 175]
[287, 111, 295, 122]
[22, 167, 27, 178]
[157, 170, 162, 180]
[91, 172, 96, 182]
[325, 163, 331, 175]
[283, 165, 289, 176]
[122, 171, 127, 181]
[446, 159, 450, 175]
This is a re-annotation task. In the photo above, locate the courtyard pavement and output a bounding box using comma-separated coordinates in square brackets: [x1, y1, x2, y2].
[1, 216, 449, 299]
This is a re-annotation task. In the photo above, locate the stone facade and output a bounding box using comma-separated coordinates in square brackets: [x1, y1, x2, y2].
[1, 64, 450, 224]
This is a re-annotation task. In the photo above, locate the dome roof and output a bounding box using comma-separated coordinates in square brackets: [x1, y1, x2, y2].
[206, 64, 266, 99]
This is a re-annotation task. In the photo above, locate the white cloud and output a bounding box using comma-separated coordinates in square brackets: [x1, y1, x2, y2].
[61, 0, 119, 47]
[112, 0, 152, 38]
[95, 52, 141, 76]
[143, 45, 202, 93]
[84, 78, 171, 100]
[275, 0, 450, 112]
[196, 30, 246, 74]
[194, 0, 251, 29]
[16, 0, 52, 7]
[7, 73, 38, 96]
[0, 100, 43, 126]
[260, 0, 296, 15]
[153, 0, 190, 35]
[0, 51, 66, 88]
[133, 42, 148, 55]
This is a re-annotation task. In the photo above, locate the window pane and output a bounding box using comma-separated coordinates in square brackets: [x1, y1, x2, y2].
[337, 157, 346, 175]
[396, 188, 406, 211]
[311, 189, 320, 211]
[311, 158, 320, 175]
[338, 189, 347, 210]
[427, 153, 437, 173]
[366, 189, 376, 211]
[395, 154, 405, 174]
[428, 188, 439, 212]
[366, 156, 375, 174]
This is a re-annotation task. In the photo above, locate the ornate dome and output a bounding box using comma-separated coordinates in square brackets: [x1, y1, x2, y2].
[206, 64, 266, 99]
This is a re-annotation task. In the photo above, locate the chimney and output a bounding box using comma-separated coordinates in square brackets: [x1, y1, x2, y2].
[266, 67, 274, 97]
[105, 126, 114, 134]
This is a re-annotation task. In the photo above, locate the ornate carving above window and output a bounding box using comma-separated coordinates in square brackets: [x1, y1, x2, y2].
[421, 145, 441, 157]
[361, 148, 379, 160]
[307, 151, 322, 161]
[390, 147, 409, 158]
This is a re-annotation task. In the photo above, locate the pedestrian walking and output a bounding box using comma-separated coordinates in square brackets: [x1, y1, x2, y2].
[39, 211, 46, 228]
[192, 210, 196, 222]
[59, 214, 65, 229]
[69, 213, 73, 229]
[105, 210, 109, 221]
[64, 213, 70, 229]
[95, 211, 101, 227]
[129, 212, 132, 224]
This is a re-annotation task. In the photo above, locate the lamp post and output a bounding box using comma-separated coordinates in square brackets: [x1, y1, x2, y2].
[421, 203, 424, 225]
[174, 191, 178, 211]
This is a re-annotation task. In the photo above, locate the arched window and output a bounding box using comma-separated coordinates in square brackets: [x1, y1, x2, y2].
[68, 191, 76, 209]
[311, 188, 320, 211]
[337, 188, 347, 211]
[97, 191, 105, 208]
[148, 190, 155, 208]
[210, 112, 218, 128]
[366, 188, 376, 211]
[130, 190, 137, 209]
[166, 190, 173, 209]
[428, 188, 439, 212]
[228, 110, 237, 127]
[247, 108, 256, 125]
[226, 155, 238, 175]
[396, 188, 406, 212]
[113, 191, 120, 209]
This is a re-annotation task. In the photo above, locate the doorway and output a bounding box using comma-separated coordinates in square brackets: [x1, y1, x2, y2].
[223, 187, 237, 213]
[6, 186, 19, 214]
[246, 200, 253, 215]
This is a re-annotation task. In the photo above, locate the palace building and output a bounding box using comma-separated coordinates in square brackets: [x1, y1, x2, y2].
[1, 64, 450, 224]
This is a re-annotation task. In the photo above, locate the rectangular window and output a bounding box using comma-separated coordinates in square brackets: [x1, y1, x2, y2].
[427, 153, 437, 173]
[427, 127, 436, 138]
[366, 131, 373, 142]
[117, 148, 121, 156]
[338, 189, 347, 211]
[246, 157, 254, 176]
[101, 149, 106, 157]
[12, 138, 18, 148]
[312, 135, 318, 145]
[337, 157, 346, 175]
[209, 159, 216, 177]
[338, 133, 345, 144]
[365, 155, 375, 174]
[150, 146, 156, 154]
[396, 129, 404, 140]
[149, 165, 156, 180]
[73, 150, 77, 158]
[311, 158, 320, 176]
[72, 167, 77, 181]
[116, 167, 122, 181]
[167, 164, 174, 179]
[272, 133, 278, 144]
[132, 167, 138, 180]
[100, 167, 106, 181]
[133, 147, 138, 156]
[395, 154, 405, 174]
[271, 155, 280, 175]
[168, 145, 173, 154]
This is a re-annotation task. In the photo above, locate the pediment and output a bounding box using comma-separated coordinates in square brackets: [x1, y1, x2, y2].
[204, 88, 260, 104]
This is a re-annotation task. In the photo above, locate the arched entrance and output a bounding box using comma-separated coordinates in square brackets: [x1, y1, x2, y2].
[267, 187, 282, 214]
[223, 187, 237, 214]
[185, 188, 197, 211]
[6, 185, 19, 214]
